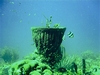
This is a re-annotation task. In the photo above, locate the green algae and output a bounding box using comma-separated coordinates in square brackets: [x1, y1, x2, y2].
[7, 25, 100, 75]
[0, 25, 99, 75]
[0, 50, 100, 75]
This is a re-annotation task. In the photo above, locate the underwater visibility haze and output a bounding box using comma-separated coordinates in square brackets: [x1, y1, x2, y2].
[0, 0, 100, 75]
[0, 0, 100, 57]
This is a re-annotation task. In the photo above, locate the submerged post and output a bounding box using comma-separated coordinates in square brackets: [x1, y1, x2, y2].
[31, 27, 66, 66]
[82, 59, 86, 74]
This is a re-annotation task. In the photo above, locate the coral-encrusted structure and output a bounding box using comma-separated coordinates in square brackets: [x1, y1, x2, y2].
[31, 27, 66, 66]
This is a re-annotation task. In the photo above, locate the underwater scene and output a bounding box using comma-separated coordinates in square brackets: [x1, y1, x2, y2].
[0, 0, 100, 75]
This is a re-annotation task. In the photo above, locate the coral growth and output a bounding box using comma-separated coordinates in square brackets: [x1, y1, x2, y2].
[81, 50, 98, 59]
[8, 53, 52, 75]
[0, 47, 19, 75]
[0, 47, 19, 63]
[1, 25, 99, 75]
[0, 64, 10, 75]
[0, 49, 100, 75]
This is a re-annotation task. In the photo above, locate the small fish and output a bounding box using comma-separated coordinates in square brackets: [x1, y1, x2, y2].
[68, 31, 74, 38]
[34, 13, 36, 16]
[12, 10, 17, 13]
[20, 19, 22, 23]
[1, 14, 4, 16]
[28, 14, 31, 16]
[19, 2, 21, 4]
[10, 2, 14, 4]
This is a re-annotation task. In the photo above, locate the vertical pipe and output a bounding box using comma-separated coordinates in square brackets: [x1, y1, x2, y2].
[82, 59, 86, 74]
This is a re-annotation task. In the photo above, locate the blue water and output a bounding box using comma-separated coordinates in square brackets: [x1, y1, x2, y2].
[0, 0, 100, 58]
